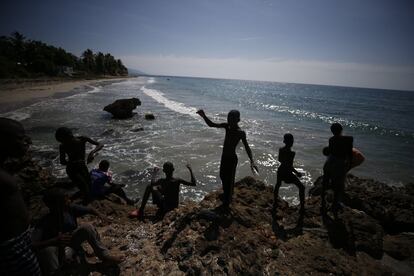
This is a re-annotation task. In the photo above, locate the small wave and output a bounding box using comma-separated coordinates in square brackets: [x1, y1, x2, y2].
[147, 78, 155, 84]
[1, 110, 31, 121]
[262, 104, 412, 137]
[86, 85, 102, 94]
[140, 86, 198, 118]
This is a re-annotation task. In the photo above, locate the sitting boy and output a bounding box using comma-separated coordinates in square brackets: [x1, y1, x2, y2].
[90, 160, 138, 205]
[136, 162, 196, 220]
[32, 189, 123, 275]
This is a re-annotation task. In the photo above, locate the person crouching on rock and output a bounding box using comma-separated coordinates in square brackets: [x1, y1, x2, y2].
[136, 162, 196, 221]
[32, 189, 123, 275]
[273, 133, 305, 217]
[90, 160, 139, 205]
[55, 127, 103, 203]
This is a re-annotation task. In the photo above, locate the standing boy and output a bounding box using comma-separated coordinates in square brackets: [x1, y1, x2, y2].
[55, 127, 103, 202]
[273, 133, 305, 215]
[197, 109, 258, 209]
[321, 123, 353, 218]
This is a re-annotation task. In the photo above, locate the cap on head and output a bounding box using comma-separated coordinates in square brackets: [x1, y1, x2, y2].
[0, 117, 30, 158]
[227, 110, 240, 125]
[163, 161, 174, 174]
[283, 133, 294, 145]
[330, 123, 343, 136]
[55, 127, 73, 143]
[99, 160, 110, 171]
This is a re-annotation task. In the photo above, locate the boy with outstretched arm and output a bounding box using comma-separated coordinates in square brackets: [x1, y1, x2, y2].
[137, 162, 196, 220]
[197, 109, 258, 209]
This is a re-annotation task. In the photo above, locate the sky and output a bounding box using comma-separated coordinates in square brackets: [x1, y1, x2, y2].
[1, 0, 414, 90]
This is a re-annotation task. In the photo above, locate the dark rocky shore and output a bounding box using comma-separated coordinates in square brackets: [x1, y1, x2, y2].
[12, 153, 414, 275]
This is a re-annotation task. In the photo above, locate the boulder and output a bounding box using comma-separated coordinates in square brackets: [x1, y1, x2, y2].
[103, 98, 141, 119]
[145, 113, 155, 120]
[309, 174, 414, 233]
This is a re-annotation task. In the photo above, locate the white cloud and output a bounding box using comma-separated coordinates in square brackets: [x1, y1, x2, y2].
[121, 55, 414, 91]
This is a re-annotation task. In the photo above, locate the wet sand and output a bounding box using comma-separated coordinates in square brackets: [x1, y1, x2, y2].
[0, 77, 130, 113]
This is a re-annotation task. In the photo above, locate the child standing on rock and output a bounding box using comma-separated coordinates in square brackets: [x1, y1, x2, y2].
[197, 109, 258, 209]
[55, 127, 103, 203]
[273, 133, 305, 216]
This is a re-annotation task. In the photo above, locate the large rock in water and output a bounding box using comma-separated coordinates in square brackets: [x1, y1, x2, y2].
[103, 98, 141, 119]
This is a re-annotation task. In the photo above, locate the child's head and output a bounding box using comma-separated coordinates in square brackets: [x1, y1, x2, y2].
[283, 133, 294, 147]
[55, 127, 73, 143]
[43, 188, 70, 212]
[0, 118, 31, 159]
[99, 160, 110, 172]
[227, 110, 240, 126]
[163, 161, 174, 176]
[330, 123, 343, 136]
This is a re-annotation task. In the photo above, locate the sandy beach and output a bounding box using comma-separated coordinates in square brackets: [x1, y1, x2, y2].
[0, 77, 130, 113]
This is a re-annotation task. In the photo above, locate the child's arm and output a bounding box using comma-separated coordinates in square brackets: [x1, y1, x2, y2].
[241, 131, 259, 173]
[59, 145, 68, 165]
[84, 137, 103, 164]
[290, 152, 302, 177]
[196, 110, 227, 128]
[179, 164, 196, 186]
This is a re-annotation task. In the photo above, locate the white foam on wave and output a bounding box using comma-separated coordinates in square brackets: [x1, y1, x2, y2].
[147, 78, 155, 84]
[2, 110, 32, 121]
[141, 86, 198, 118]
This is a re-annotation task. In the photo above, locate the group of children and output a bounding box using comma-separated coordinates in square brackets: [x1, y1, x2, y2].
[0, 108, 361, 274]
[55, 109, 360, 221]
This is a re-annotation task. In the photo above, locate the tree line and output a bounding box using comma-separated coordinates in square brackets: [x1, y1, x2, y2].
[0, 32, 128, 78]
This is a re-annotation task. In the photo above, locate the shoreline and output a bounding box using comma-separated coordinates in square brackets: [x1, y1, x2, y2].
[0, 77, 132, 113]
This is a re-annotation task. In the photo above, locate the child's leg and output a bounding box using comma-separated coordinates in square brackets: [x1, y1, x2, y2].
[273, 178, 282, 205]
[66, 164, 90, 202]
[139, 184, 153, 212]
[219, 156, 237, 207]
[293, 176, 305, 212]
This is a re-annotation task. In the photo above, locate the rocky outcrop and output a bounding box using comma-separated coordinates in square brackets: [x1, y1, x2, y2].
[103, 98, 141, 119]
[310, 174, 414, 234]
[38, 175, 413, 275]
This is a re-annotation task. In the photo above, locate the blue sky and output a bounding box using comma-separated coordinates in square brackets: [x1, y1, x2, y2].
[1, 0, 414, 90]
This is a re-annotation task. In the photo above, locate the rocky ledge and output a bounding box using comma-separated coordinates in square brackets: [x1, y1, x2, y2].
[34, 174, 413, 275]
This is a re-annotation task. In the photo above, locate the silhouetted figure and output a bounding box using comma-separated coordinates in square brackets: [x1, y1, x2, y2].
[32, 189, 123, 275]
[137, 162, 196, 220]
[55, 127, 103, 202]
[273, 133, 305, 216]
[0, 118, 41, 275]
[197, 109, 258, 208]
[90, 160, 138, 205]
[321, 123, 353, 218]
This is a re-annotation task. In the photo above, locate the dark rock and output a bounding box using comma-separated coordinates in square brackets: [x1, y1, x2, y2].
[325, 208, 384, 259]
[130, 127, 144, 132]
[310, 174, 414, 234]
[103, 98, 141, 119]
[145, 113, 155, 120]
[383, 233, 414, 260]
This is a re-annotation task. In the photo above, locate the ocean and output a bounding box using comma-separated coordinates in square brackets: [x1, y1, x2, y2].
[2, 76, 414, 204]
